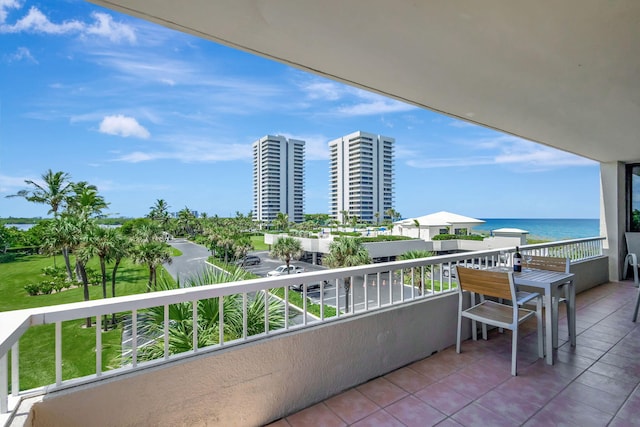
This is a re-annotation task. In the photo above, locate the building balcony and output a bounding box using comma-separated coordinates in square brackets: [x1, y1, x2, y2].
[2, 238, 632, 427]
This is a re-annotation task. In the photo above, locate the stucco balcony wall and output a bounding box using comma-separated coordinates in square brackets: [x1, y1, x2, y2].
[26, 292, 465, 427]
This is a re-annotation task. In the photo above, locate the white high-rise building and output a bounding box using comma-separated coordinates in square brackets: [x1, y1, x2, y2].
[329, 131, 394, 224]
[253, 135, 305, 224]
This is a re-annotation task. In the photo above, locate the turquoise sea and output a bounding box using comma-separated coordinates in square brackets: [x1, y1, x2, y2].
[475, 218, 600, 241]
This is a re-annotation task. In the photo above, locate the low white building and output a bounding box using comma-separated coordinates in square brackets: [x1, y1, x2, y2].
[393, 211, 486, 240]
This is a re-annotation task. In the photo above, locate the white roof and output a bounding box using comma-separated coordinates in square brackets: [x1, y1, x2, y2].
[493, 228, 529, 234]
[397, 211, 485, 227]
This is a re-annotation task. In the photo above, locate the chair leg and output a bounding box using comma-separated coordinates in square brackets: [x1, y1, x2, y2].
[456, 300, 463, 353]
[511, 328, 518, 376]
[552, 295, 560, 349]
[630, 254, 639, 288]
[633, 287, 640, 323]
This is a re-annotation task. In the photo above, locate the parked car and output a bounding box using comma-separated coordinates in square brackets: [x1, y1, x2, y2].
[235, 255, 261, 267]
[267, 265, 304, 276]
[289, 280, 329, 292]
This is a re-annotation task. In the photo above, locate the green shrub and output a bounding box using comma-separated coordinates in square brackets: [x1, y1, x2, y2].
[432, 234, 484, 241]
[39, 281, 54, 295]
[361, 235, 413, 242]
[24, 283, 41, 296]
[0, 253, 17, 263]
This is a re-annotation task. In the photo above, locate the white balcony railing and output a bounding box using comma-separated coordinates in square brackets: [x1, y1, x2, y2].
[0, 237, 604, 421]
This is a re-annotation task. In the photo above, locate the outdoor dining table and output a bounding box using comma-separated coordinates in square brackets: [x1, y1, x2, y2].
[509, 268, 576, 365]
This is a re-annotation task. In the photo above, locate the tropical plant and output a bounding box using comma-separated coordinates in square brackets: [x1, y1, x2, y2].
[323, 237, 371, 312]
[176, 207, 198, 237]
[398, 250, 435, 294]
[148, 199, 172, 231]
[130, 222, 173, 292]
[132, 268, 285, 361]
[413, 219, 421, 239]
[273, 212, 290, 232]
[6, 169, 72, 216]
[270, 237, 303, 273]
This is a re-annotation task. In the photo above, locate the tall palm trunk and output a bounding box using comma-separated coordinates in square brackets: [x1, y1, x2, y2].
[110, 258, 122, 325]
[147, 265, 154, 292]
[62, 247, 73, 281]
[77, 261, 92, 328]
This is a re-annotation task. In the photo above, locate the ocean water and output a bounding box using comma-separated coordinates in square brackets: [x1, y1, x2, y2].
[475, 218, 600, 241]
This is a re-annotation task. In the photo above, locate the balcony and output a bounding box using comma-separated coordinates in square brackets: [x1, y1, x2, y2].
[270, 279, 640, 426]
[1, 238, 629, 427]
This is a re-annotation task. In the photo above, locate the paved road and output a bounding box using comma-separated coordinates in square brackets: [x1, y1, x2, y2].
[164, 238, 212, 283]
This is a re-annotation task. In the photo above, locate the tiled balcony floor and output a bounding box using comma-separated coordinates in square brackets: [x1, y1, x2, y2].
[268, 280, 640, 426]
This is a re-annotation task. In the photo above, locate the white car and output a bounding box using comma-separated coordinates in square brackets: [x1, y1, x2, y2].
[267, 265, 304, 276]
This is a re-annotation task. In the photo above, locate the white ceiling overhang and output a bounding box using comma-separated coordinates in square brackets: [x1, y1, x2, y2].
[90, 0, 640, 163]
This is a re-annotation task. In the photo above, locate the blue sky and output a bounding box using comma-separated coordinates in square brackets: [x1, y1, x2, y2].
[0, 0, 600, 220]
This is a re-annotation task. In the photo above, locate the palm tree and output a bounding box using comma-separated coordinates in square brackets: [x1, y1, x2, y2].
[413, 219, 421, 239]
[270, 237, 303, 273]
[273, 212, 290, 232]
[132, 268, 285, 361]
[176, 207, 197, 237]
[374, 212, 381, 226]
[66, 181, 109, 218]
[148, 199, 172, 230]
[340, 210, 349, 225]
[131, 222, 173, 291]
[323, 237, 371, 312]
[398, 250, 435, 294]
[82, 224, 115, 300]
[6, 169, 72, 217]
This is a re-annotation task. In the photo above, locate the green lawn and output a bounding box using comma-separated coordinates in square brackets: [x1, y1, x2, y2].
[0, 254, 168, 391]
[250, 234, 269, 251]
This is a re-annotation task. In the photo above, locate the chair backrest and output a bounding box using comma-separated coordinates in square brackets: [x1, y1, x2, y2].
[456, 266, 515, 301]
[625, 232, 640, 256]
[525, 255, 569, 273]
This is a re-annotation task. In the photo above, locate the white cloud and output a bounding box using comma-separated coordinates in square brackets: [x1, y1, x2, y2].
[302, 81, 343, 101]
[1, 6, 84, 34]
[279, 133, 330, 160]
[0, 0, 20, 24]
[406, 136, 596, 170]
[4, 46, 37, 63]
[113, 137, 251, 163]
[84, 12, 135, 44]
[0, 5, 136, 43]
[99, 115, 150, 139]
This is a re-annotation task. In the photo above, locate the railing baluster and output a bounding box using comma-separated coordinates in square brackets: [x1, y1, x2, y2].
[336, 278, 341, 317]
[193, 300, 198, 351]
[132, 310, 138, 367]
[302, 285, 307, 325]
[285, 286, 290, 329]
[163, 305, 169, 360]
[350, 275, 355, 313]
[243, 293, 248, 339]
[264, 291, 269, 334]
[96, 320, 102, 377]
[0, 353, 7, 414]
[55, 321, 62, 386]
[11, 342, 18, 397]
[320, 281, 325, 320]
[364, 273, 369, 311]
[219, 296, 225, 346]
[376, 272, 381, 308]
[388, 270, 392, 304]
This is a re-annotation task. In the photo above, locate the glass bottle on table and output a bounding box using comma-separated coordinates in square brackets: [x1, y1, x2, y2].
[513, 246, 522, 272]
